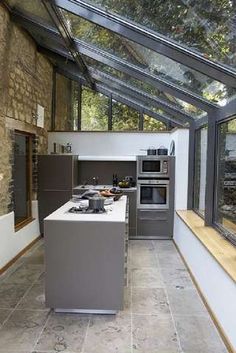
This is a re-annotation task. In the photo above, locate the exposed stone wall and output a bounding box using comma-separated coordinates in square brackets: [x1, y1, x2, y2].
[0, 4, 53, 216]
[55, 73, 72, 131]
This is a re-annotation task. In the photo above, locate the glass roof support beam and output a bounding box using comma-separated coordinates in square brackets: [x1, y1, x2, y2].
[42, 0, 95, 89]
[54, 0, 236, 88]
[11, 11, 217, 114]
[90, 68, 195, 123]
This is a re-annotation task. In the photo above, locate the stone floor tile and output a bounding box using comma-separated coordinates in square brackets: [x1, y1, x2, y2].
[0, 310, 49, 352]
[0, 309, 12, 326]
[83, 312, 131, 353]
[160, 267, 194, 290]
[132, 288, 171, 318]
[157, 252, 185, 270]
[130, 252, 158, 268]
[3, 264, 44, 285]
[17, 283, 48, 311]
[131, 267, 164, 288]
[123, 286, 131, 312]
[23, 247, 45, 265]
[175, 315, 228, 353]
[35, 312, 89, 353]
[167, 288, 208, 317]
[0, 283, 29, 309]
[132, 314, 179, 353]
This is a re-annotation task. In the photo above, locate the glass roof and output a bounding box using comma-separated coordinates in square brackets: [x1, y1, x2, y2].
[62, 9, 236, 106]
[82, 0, 236, 71]
[5, 0, 236, 127]
[84, 56, 205, 118]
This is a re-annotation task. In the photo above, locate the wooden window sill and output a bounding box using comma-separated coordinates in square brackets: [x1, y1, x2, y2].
[176, 210, 236, 283]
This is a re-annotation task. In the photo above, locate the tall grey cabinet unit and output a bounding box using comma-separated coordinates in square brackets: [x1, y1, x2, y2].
[38, 155, 78, 234]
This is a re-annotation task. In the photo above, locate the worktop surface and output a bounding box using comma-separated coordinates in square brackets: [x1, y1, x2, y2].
[44, 196, 127, 223]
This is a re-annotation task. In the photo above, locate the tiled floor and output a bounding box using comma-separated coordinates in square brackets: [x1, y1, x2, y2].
[0, 239, 228, 353]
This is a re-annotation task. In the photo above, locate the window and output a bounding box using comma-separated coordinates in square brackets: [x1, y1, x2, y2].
[14, 131, 33, 228]
[81, 87, 109, 131]
[143, 114, 167, 131]
[215, 117, 236, 243]
[55, 74, 79, 131]
[193, 126, 208, 217]
[112, 100, 140, 131]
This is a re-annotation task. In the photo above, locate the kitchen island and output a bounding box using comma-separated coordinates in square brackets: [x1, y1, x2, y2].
[44, 196, 128, 314]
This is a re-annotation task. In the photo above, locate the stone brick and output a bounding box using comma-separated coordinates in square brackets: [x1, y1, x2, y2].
[0, 4, 53, 216]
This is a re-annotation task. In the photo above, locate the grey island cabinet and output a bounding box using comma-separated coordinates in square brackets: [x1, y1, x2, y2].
[44, 196, 128, 314]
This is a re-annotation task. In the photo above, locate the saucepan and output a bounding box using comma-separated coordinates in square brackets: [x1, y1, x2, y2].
[88, 195, 105, 211]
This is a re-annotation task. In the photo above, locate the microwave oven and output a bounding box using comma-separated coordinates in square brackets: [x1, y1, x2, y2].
[137, 156, 169, 178]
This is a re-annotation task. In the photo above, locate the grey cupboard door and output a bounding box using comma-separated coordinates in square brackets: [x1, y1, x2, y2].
[38, 155, 74, 191]
[39, 190, 71, 233]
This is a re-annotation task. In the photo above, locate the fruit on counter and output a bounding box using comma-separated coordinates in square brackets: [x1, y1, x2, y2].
[118, 181, 130, 188]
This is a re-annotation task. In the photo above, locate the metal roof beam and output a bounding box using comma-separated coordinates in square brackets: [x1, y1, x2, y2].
[54, 0, 236, 88]
[42, 0, 95, 88]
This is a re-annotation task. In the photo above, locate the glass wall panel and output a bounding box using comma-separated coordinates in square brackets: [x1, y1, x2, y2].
[112, 100, 140, 131]
[55, 74, 79, 131]
[61, 9, 236, 106]
[143, 114, 167, 132]
[84, 0, 236, 70]
[6, 0, 55, 26]
[215, 117, 236, 242]
[81, 87, 109, 130]
[85, 56, 205, 118]
[193, 126, 208, 216]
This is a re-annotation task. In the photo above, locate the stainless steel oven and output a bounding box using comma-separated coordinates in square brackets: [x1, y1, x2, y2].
[137, 179, 169, 209]
[137, 156, 169, 178]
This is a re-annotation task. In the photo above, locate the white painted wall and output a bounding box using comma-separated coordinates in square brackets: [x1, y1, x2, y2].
[48, 132, 171, 156]
[174, 213, 236, 350]
[171, 129, 189, 210]
[0, 201, 40, 269]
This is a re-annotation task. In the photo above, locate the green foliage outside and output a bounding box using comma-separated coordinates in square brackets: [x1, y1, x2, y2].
[112, 100, 140, 131]
[81, 87, 109, 130]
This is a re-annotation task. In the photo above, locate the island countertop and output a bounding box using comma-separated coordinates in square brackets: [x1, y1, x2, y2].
[44, 195, 127, 223]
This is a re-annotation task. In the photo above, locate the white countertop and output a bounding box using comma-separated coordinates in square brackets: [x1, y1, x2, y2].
[78, 155, 137, 161]
[73, 185, 137, 192]
[44, 196, 127, 223]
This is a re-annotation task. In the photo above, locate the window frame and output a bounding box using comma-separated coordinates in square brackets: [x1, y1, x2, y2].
[14, 130, 33, 231]
[213, 116, 236, 246]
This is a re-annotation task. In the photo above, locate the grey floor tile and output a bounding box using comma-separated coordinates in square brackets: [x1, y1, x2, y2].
[35, 312, 89, 353]
[157, 253, 185, 270]
[130, 252, 157, 268]
[23, 247, 45, 265]
[17, 283, 48, 311]
[83, 312, 131, 353]
[3, 264, 44, 285]
[0, 310, 49, 352]
[131, 267, 164, 288]
[123, 286, 131, 312]
[132, 288, 171, 319]
[0, 309, 12, 326]
[175, 315, 228, 353]
[167, 288, 208, 317]
[161, 267, 194, 290]
[133, 314, 179, 353]
[0, 283, 29, 309]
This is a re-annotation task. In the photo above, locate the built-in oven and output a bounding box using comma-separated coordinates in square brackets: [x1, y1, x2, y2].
[137, 156, 169, 178]
[137, 179, 169, 209]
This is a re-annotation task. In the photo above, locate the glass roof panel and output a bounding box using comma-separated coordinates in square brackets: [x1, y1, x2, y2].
[62, 9, 236, 106]
[6, 0, 55, 26]
[84, 56, 205, 118]
[83, 0, 236, 70]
